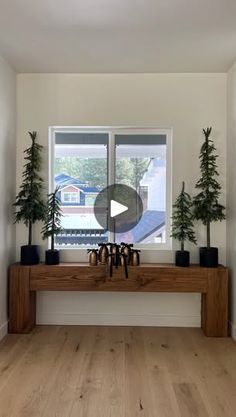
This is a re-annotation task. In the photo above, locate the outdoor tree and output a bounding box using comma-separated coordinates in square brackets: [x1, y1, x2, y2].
[171, 181, 197, 250]
[193, 127, 225, 248]
[116, 158, 134, 187]
[55, 157, 81, 179]
[81, 158, 107, 189]
[130, 157, 149, 191]
[14, 131, 45, 246]
[42, 186, 63, 251]
[55, 156, 150, 191]
[55, 157, 107, 189]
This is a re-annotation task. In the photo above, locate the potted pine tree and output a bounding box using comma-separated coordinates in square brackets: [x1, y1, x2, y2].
[171, 181, 196, 266]
[14, 131, 45, 265]
[42, 186, 63, 265]
[193, 127, 225, 267]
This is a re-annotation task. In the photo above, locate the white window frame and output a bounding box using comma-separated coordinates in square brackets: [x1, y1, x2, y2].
[49, 126, 172, 251]
[61, 191, 79, 204]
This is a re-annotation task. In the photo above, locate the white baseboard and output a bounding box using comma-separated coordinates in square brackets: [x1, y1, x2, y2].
[37, 313, 201, 327]
[0, 321, 8, 341]
[230, 322, 236, 341]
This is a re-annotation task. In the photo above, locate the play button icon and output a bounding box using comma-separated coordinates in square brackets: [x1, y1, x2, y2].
[94, 183, 143, 233]
[110, 200, 128, 218]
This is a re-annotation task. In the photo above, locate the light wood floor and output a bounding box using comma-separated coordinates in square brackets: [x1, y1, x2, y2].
[0, 326, 236, 417]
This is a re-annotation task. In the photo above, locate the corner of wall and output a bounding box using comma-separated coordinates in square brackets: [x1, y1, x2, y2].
[0, 53, 16, 338]
[227, 61, 236, 336]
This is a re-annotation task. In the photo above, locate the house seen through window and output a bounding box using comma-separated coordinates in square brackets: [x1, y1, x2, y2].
[51, 128, 172, 248]
[61, 190, 80, 204]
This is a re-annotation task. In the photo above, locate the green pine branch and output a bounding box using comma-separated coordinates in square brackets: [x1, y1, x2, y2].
[193, 127, 225, 248]
[171, 181, 197, 251]
[42, 186, 63, 250]
[13, 131, 46, 245]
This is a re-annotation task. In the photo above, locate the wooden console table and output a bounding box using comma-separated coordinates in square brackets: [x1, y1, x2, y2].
[8, 263, 228, 337]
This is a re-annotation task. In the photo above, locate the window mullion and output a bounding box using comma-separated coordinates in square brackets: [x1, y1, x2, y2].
[108, 131, 115, 186]
[108, 131, 115, 242]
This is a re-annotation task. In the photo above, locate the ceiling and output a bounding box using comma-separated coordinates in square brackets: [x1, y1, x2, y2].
[0, 0, 236, 73]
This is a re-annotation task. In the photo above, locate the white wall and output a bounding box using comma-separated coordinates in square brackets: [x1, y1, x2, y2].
[227, 63, 236, 340]
[16, 73, 227, 327]
[0, 56, 16, 340]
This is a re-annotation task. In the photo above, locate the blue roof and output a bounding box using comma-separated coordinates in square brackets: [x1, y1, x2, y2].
[80, 186, 99, 193]
[117, 210, 165, 243]
[55, 173, 99, 193]
[133, 210, 165, 242]
[55, 173, 86, 187]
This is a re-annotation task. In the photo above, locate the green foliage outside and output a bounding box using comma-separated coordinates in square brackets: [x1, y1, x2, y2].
[55, 158, 107, 189]
[14, 132, 45, 246]
[193, 127, 225, 248]
[55, 157, 150, 190]
[130, 158, 150, 190]
[42, 186, 63, 251]
[171, 182, 197, 251]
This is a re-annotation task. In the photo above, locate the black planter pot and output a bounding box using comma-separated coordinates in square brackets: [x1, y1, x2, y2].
[21, 245, 40, 265]
[175, 250, 190, 267]
[45, 249, 60, 265]
[199, 247, 218, 268]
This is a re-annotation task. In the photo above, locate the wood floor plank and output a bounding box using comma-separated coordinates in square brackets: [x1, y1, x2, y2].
[0, 326, 66, 417]
[142, 327, 181, 417]
[0, 326, 236, 417]
[124, 327, 156, 417]
[0, 333, 35, 391]
[98, 327, 125, 417]
[174, 383, 209, 417]
[185, 329, 236, 417]
[69, 327, 115, 417]
[41, 326, 96, 417]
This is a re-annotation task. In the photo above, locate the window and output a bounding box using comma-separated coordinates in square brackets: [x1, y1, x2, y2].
[49, 127, 172, 249]
[62, 191, 79, 204]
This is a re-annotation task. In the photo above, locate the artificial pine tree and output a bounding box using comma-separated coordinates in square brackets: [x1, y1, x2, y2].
[42, 186, 63, 264]
[14, 131, 45, 264]
[193, 127, 225, 267]
[171, 181, 196, 266]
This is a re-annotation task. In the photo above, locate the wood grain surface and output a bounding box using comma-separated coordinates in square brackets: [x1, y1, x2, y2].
[8, 263, 228, 337]
[201, 267, 229, 337]
[29, 263, 210, 292]
[8, 265, 36, 333]
[0, 326, 235, 417]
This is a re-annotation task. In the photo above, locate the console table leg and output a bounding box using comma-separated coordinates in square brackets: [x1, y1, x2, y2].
[9, 266, 36, 333]
[201, 268, 228, 337]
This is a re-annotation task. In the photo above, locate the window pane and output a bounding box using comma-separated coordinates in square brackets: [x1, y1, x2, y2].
[54, 132, 108, 247]
[115, 134, 166, 244]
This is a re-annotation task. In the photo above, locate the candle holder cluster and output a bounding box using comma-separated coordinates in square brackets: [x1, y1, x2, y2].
[87, 242, 141, 279]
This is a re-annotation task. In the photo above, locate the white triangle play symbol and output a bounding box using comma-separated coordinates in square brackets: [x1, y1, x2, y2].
[110, 199, 128, 218]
